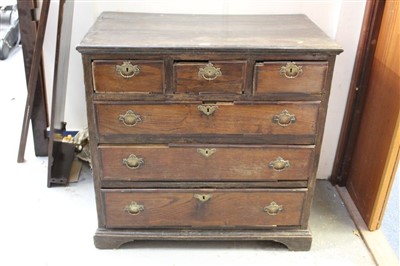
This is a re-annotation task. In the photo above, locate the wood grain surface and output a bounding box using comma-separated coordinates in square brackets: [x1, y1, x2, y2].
[103, 188, 306, 228]
[254, 61, 328, 95]
[76, 12, 341, 250]
[93, 60, 164, 93]
[174, 61, 246, 94]
[99, 145, 315, 182]
[95, 102, 319, 138]
[77, 12, 342, 53]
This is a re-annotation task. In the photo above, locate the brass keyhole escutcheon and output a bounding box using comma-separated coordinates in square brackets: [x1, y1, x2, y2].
[116, 61, 140, 79]
[194, 194, 212, 202]
[198, 105, 218, 116]
[280, 62, 303, 79]
[197, 148, 217, 158]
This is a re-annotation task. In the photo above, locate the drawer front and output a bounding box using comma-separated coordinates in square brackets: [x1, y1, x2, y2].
[99, 145, 314, 182]
[96, 102, 319, 138]
[254, 61, 328, 95]
[103, 189, 306, 228]
[92, 60, 164, 93]
[174, 61, 246, 94]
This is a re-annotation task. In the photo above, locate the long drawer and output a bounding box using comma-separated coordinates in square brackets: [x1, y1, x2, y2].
[95, 102, 319, 142]
[99, 145, 314, 182]
[103, 189, 307, 228]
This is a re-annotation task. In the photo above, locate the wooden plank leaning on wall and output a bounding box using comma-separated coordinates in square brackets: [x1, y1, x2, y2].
[17, 0, 49, 157]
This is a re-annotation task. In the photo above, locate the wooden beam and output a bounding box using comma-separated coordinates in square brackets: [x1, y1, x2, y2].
[17, 0, 49, 156]
[17, 0, 50, 162]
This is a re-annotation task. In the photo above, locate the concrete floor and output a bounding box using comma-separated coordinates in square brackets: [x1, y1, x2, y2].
[0, 46, 392, 266]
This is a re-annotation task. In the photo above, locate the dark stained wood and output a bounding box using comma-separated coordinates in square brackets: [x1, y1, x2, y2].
[97, 134, 317, 146]
[77, 12, 342, 250]
[17, 0, 49, 156]
[92, 60, 165, 93]
[17, 0, 50, 162]
[94, 228, 312, 251]
[100, 180, 309, 189]
[81, 54, 106, 227]
[103, 188, 306, 228]
[47, 0, 75, 187]
[95, 102, 319, 138]
[254, 61, 328, 95]
[299, 55, 338, 228]
[93, 90, 323, 102]
[76, 13, 342, 53]
[174, 61, 246, 94]
[83, 52, 332, 61]
[48, 141, 75, 185]
[99, 145, 315, 182]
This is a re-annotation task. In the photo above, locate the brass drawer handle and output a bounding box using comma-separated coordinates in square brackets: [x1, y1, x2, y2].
[124, 201, 144, 215]
[119, 110, 142, 126]
[194, 194, 212, 202]
[268, 156, 290, 172]
[197, 148, 217, 158]
[116, 61, 140, 79]
[198, 105, 218, 116]
[122, 154, 144, 169]
[272, 109, 296, 127]
[279, 62, 303, 79]
[198, 63, 222, 81]
[264, 202, 283, 216]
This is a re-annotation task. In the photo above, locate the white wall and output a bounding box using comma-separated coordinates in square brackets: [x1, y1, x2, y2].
[42, 0, 366, 179]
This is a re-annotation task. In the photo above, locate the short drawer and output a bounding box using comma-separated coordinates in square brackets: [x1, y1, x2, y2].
[103, 189, 306, 228]
[92, 60, 164, 93]
[95, 102, 319, 141]
[174, 61, 246, 94]
[99, 145, 314, 182]
[254, 61, 328, 95]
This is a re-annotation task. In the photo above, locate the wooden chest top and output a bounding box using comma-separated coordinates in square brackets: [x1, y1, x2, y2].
[77, 12, 342, 54]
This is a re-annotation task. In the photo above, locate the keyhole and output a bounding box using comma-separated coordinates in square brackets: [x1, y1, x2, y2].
[206, 107, 210, 114]
[289, 67, 293, 73]
[202, 195, 206, 200]
[205, 150, 209, 155]
[125, 67, 129, 73]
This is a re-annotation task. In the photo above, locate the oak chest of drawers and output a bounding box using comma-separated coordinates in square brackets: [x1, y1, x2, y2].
[77, 12, 342, 251]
